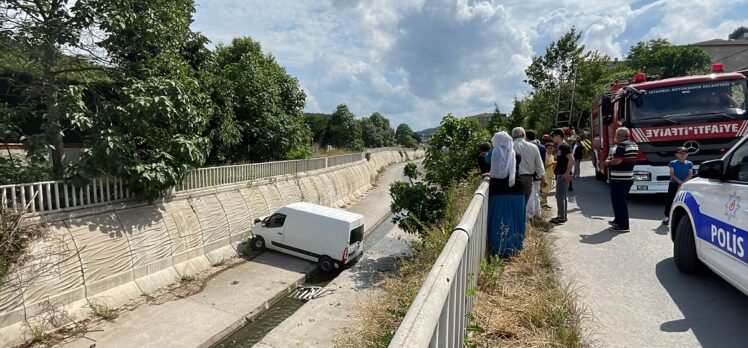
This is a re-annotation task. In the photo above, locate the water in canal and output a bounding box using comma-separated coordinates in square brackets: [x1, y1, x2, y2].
[212, 216, 395, 347]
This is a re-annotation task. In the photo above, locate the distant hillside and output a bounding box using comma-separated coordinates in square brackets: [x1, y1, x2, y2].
[417, 126, 439, 136]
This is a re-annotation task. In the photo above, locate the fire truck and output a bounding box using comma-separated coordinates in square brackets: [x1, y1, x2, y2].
[590, 64, 748, 193]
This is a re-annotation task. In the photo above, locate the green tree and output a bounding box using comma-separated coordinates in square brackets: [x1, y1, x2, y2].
[325, 104, 363, 150]
[395, 123, 419, 148]
[506, 98, 526, 130]
[423, 114, 489, 188]
[74, 77, 211, 200]
[522, 28, 636, 131]
[361, 112, 396, 148]
[304, 113, 331, 145]
[211, 37, 311, 162]
[73, 0, 215, 199]
[0, 0, 101, 178]
[626, 39, 711, 78]
[488, 104, 505, 133]
[389, 164, 445, 235]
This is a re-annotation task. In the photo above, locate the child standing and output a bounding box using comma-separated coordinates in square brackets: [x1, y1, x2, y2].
[663, 146, 694, 224]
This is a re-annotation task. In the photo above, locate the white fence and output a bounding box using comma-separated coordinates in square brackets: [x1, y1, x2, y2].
[0, 178, 134, 214]
[389, 180, 488, 348]
[1, 148, 408, 214]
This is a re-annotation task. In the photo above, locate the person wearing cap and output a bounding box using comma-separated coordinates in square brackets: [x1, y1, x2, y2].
[662, 146, 694, 224]
[605, 127, 638, 232]
[549, 128, 574, 224]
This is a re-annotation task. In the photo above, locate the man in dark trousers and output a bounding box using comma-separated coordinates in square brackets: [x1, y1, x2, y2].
[549, 128, 574, 225]
[605, 127, 638, 232]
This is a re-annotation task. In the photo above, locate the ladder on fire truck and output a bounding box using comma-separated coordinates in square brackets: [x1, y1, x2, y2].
[554, 62, 578, 128]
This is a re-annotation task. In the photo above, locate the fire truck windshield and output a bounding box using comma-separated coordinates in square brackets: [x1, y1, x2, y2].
[629, 79, 747, 125]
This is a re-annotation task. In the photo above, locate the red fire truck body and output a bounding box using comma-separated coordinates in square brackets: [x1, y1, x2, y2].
[590, 65, 748, 193]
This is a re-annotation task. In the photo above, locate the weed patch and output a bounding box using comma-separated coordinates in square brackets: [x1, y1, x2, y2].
[467, 218, 589, 347]
[335, 178, 479, 347]
[89, 303, 118, 320]
[0, 210, 44, 283]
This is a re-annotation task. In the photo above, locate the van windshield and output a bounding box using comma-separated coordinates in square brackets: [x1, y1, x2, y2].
[350, 225, 364, 244]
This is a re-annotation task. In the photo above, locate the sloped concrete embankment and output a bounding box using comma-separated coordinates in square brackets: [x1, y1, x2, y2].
[0, 150, 422, 346]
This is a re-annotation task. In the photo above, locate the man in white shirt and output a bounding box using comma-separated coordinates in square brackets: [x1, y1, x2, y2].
[512, 127, 545, 208]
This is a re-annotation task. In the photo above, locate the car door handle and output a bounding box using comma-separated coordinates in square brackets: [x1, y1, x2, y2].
[277, 232, 283, 235]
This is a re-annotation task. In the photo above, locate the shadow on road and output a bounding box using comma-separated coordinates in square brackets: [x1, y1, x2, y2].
[565, 174, 671, 232]
[579, 228, 624, 244]
[655, 257, 748, 347]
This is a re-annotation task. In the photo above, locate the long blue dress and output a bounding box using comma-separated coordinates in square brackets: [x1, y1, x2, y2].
[485, 152, 526, 257]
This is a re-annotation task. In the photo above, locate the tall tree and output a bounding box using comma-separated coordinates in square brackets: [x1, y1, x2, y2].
[73, 0, 214, 199]
[488, 104, 505, 133]
[304, 113, 330, 145]
[209, 37, 311, 162]
[0, 0, 101, 178]
[361, 112, 395, 148]
[506, 97, 526, 131]
[325, 104, 363, 150]
[395, 123, 418, 148]
[626, 39, 711, 78]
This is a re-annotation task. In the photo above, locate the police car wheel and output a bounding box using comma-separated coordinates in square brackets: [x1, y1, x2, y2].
[251, 236, 266, 251]
[318, 256, 335, 273]
[673, 217, 703, 274]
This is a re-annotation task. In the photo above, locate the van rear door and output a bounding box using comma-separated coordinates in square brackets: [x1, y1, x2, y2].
[347, 224, 364, 262]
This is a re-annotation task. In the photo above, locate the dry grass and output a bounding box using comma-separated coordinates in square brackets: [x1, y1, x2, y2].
[335, 178, 480, 348]
[467, 217, 589, 347]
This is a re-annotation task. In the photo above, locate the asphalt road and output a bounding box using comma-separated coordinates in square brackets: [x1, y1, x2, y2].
[551, 162, 748, 348]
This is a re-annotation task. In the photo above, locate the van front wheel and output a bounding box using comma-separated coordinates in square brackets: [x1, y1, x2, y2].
[318, 256, 335, 273]
[251, 236, 266, 251]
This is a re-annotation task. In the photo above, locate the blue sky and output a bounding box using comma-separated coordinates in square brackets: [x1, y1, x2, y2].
[192, 0, 748, 131]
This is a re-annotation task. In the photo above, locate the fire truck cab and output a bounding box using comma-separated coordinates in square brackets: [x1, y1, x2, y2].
[590, 65, 748, 193]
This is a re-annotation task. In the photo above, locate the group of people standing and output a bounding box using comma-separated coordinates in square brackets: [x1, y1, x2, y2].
[477, 127, 580, 256]
[477, 125, 693, 257]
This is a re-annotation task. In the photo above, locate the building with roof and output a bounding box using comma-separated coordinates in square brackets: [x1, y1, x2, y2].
[690, 38, 748, 73]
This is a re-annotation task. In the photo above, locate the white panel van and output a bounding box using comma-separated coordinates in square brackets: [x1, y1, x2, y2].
[250, 202, 365, 272]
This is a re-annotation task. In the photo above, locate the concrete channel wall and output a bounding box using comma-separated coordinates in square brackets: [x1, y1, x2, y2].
[0, 150, 422, 345]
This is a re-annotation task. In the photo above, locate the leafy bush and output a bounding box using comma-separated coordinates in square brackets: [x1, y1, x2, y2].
[0, 157, 53, 185]
[424, 114, 490, 188]
[389, 163, 446, 235]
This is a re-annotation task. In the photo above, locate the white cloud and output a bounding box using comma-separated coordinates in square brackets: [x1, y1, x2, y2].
[192, 0, 747, 130]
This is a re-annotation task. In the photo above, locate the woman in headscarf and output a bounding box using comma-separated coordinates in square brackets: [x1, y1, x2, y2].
[483, 131, 526, 257]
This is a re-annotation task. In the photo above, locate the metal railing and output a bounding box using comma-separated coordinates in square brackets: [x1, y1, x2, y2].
[0, 177, 134, 214]
[1, 148, 409, 213]
[176, 153, 371, 192]
[389, 180, 488, 348]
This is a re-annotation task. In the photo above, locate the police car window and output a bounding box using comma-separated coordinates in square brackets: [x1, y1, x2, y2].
[725, 140, 748, 182]
[266, 214, 287, 228]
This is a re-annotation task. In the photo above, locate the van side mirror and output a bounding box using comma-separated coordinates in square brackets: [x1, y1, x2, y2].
[698, 160, 724, 180]
[254, 218, 261, 224]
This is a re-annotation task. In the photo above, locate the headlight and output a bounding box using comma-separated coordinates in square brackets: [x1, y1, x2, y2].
[633, 171, 651, 181]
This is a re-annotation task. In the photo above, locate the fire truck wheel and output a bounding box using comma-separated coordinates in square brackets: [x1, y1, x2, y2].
[673, 216, 704, 274]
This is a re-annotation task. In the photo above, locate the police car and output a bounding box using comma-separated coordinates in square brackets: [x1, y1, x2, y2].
[669, 135, 748, 295]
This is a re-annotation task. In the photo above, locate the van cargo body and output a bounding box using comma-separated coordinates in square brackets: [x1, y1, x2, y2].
[251, 202, 365, 272]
